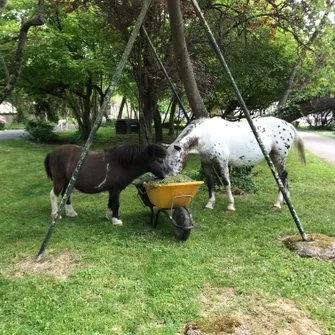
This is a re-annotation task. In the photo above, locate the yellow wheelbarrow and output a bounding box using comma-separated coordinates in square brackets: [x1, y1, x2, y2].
[133, 177, 204, 241]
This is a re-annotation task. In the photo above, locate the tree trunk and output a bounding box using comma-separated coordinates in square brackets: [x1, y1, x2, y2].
[169, 97, 178, 135]
[154, 106, 163, 142]
[118, 97, 126, 119]
[139, 91, 157, 144]
[0, 0, 44, 104]
[166, 0, 208, 119]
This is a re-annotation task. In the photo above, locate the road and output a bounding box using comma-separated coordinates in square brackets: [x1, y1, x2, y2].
[0, 129, 27, 140]
[298, 131, 335, 165]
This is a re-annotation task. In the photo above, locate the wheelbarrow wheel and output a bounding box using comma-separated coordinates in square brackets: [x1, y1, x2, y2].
[172, 207, 192, 241]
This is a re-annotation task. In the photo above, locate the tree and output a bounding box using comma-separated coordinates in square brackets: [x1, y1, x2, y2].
[18, 3, 119, 138]
[167, 0, 208, 119]
[0, 0, 44, 103]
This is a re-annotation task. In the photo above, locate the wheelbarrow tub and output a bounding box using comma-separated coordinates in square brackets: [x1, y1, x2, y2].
[143, 181, 204, 208]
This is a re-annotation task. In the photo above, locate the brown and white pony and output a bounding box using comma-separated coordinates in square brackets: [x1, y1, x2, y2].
[44, 144, 172, 225]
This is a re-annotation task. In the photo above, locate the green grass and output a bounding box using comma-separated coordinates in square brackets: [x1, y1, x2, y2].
[0, 129, 334, 334]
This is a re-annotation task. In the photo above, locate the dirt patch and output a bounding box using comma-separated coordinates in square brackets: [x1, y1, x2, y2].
[9, 250, 80, 280]
[179, 286, 323, 335]
[231, 187, 247, 196]
[279, 233, 335, 264]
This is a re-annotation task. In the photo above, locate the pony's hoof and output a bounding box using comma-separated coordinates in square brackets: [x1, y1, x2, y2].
[204, 204, 214, 210]
[112, 218, 123, 226]
[225, 208, 235, 212]
[272, 205, 282, 210]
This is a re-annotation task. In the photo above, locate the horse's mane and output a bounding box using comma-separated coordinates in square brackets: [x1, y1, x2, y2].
[175, 118, 207, 143]
[104, 144, 166, 164]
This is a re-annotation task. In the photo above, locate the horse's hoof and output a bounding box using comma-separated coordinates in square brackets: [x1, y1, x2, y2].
[225, 208, 235, 212]
[66, 212, 78, 217]
[112, 218, 123, 226]
[66, 210, 78, 217]
[204, 204, 214, 210]
[272, 205, 282, 210]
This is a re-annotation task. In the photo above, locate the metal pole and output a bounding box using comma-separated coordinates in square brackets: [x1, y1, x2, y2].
[142, 26, 190, 122]
[191, 0, 307, 241]
[36, 0, 153, 259]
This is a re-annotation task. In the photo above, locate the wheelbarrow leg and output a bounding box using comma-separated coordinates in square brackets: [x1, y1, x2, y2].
[154, 209, 164, 228]
[149, 206, 154, 226]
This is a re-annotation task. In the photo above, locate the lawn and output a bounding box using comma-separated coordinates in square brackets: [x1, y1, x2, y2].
[0, 128, 334, 334]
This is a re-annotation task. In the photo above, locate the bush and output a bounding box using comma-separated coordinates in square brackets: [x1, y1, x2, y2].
[24, 120, 58, 143]
[184, 166, 258, 194]
[0, 116, 6, 130]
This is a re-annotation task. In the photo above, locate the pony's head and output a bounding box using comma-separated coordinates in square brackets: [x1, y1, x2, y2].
[146, 144, 174, 179]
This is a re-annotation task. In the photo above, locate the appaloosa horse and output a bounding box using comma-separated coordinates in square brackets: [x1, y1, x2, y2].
[57, 118, 68, 130]
[166, 117, 306, 211]
[44, 144, 172, 225]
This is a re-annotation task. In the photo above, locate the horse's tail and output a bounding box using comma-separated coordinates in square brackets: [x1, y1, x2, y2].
[44, 153, 53, 180]
[292, 126, 306, 166]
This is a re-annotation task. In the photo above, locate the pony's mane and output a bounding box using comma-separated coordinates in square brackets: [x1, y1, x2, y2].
[104, 144, 166, 164]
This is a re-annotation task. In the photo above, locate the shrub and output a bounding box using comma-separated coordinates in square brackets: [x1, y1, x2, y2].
[24, 120, 58, 143]
[184, 166, 258, 194]
[0, 116, 6, 130]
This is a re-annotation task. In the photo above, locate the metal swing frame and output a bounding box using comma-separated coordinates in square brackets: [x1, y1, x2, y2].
[37, 0, 306, 258]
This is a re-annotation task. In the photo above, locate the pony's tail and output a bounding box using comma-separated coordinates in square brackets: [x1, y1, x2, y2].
[44, 153, 53, 180]
[292, 127, 306, 166]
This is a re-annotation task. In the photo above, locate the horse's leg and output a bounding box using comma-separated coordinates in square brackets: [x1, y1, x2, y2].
[217, 160, 235, 212]
[271, 153, 289, 209]
[61, 184, 78, 217]
[106, 189, 123, 226]
[202, 162, 216, 209]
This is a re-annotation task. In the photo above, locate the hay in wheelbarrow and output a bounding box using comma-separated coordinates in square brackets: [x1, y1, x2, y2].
[143, 175, 204, 209]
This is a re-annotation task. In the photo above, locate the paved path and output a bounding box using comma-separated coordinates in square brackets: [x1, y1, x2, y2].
[0, 129, 27, 140]
[298, 131, 335, 165]
[0, 125, 76, 141]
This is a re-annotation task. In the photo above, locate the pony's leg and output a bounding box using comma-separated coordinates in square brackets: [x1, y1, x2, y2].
[217, 160, 235, 212]
[50, 188, 59, 217]
[202, 163, 216, 209]
[271, 153, 289, 209]
[106, 190, 123, 226]
[61, 185, 78, 217]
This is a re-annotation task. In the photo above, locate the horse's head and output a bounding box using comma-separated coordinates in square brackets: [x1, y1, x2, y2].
[146, 144, 174, 179]
[164, 120, 203, 175]
[166, 137, 199, 176]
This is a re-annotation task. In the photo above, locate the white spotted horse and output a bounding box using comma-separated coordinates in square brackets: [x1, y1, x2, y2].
[44, 144, 172, 225]
[166, 117, 306, 212]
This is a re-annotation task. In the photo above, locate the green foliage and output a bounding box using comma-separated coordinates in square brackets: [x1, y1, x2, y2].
[24, 120, 57, 143]
[184, 165, 258, 194]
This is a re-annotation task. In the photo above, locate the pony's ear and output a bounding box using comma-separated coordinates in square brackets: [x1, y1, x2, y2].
[174, 145, 182, 151]
[147, 144, 166, 158]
